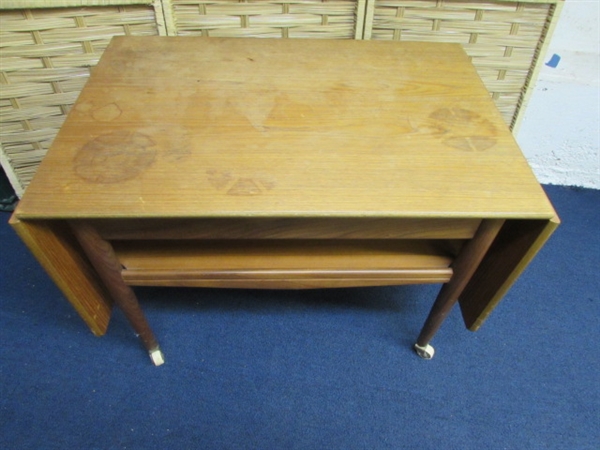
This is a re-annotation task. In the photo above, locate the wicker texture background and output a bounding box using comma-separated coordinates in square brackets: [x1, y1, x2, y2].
[1, 0, 560, 196]
[0, 5, 160, 195]
[166, 0, 362, 39]
[365, 0, 557, 127]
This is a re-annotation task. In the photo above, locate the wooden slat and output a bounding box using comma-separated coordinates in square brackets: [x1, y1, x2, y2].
[114, 239, 459, 271]
[122, 272, 453, 289]
[116, 238, 456, 288]
[91, 217, 481, 240]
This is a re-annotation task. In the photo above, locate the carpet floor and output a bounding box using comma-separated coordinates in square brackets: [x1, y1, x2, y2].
[1, 185, 598, 449]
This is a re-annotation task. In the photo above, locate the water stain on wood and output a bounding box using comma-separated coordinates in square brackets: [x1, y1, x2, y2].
[444, 136, 497, 152]
[426, 108, 497, 152]
[75, 131, 156, 183]
[228, 90, 275, 132]
[206, 169, 234, 190]
[206, 169, 275, 196]
[92, 103, 122, 122]
[74, 101, 121, 122]
[264, 93, 315, 130]
[227, 178, 262, 196]
[147, 126, 192, 162]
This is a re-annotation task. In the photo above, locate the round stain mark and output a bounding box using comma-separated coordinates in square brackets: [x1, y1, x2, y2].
[426, 108, 497, 152]
[75, 131, 156, 183]
[92, 103, 122, 122]
[443, 136, 497, 152]
[205, 169, 276, 195]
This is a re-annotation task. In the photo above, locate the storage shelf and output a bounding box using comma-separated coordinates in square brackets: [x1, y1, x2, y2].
[115, 239, 459, 289]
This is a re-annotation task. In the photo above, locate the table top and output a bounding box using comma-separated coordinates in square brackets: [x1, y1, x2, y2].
[16, 36, 556, 220]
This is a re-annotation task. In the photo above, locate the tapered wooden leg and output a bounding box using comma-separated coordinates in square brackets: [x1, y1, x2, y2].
[415, 219, 505, 359]
[70, 221, 164, 366]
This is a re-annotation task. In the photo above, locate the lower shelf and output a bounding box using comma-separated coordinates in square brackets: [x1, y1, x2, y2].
[114, 239, 459, 289]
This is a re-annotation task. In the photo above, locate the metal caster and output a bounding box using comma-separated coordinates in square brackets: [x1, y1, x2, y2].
[149, 348, 165, 366]
[414, 343, 435, 360]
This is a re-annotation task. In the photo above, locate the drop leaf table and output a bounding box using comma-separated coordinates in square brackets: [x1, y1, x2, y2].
[11, 37, 559, 365]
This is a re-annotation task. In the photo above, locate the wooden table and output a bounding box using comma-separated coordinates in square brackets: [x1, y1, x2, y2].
[11, 37, 558, 365]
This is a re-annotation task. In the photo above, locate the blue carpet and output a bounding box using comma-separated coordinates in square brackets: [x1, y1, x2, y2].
[1, 185, 598, 449]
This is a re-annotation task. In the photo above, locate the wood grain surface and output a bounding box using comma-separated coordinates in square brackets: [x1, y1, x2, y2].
[9, 216, 113, 335]
[16, 36, 555, 220]
[90, 217, 481, 240]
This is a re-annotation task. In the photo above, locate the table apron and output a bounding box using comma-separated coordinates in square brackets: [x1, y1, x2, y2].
[88, 217, 482, 240]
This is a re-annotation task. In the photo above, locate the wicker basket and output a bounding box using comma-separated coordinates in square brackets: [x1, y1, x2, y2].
[163, 0, 366, 39]
[0, 0, 561, 196]
[0, 1, 163, 196]
[364, 0, 563, 128]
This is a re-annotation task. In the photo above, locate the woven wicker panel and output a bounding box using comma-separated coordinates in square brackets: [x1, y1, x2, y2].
[167, 0, 361, 39]
[0, 5, 160, 195]
[365, 0, 558, 127]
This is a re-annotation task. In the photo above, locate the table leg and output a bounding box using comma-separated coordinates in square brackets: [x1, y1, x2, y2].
[414, 219, 505, 359]
[70, 221, 164, 366]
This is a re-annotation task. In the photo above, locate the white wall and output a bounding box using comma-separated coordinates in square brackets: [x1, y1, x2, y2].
[517, 0, 599, 189]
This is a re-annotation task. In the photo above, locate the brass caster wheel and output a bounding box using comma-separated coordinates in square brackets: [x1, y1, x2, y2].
[149, 348, 165, 366]
[414, 343, 435, 360]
